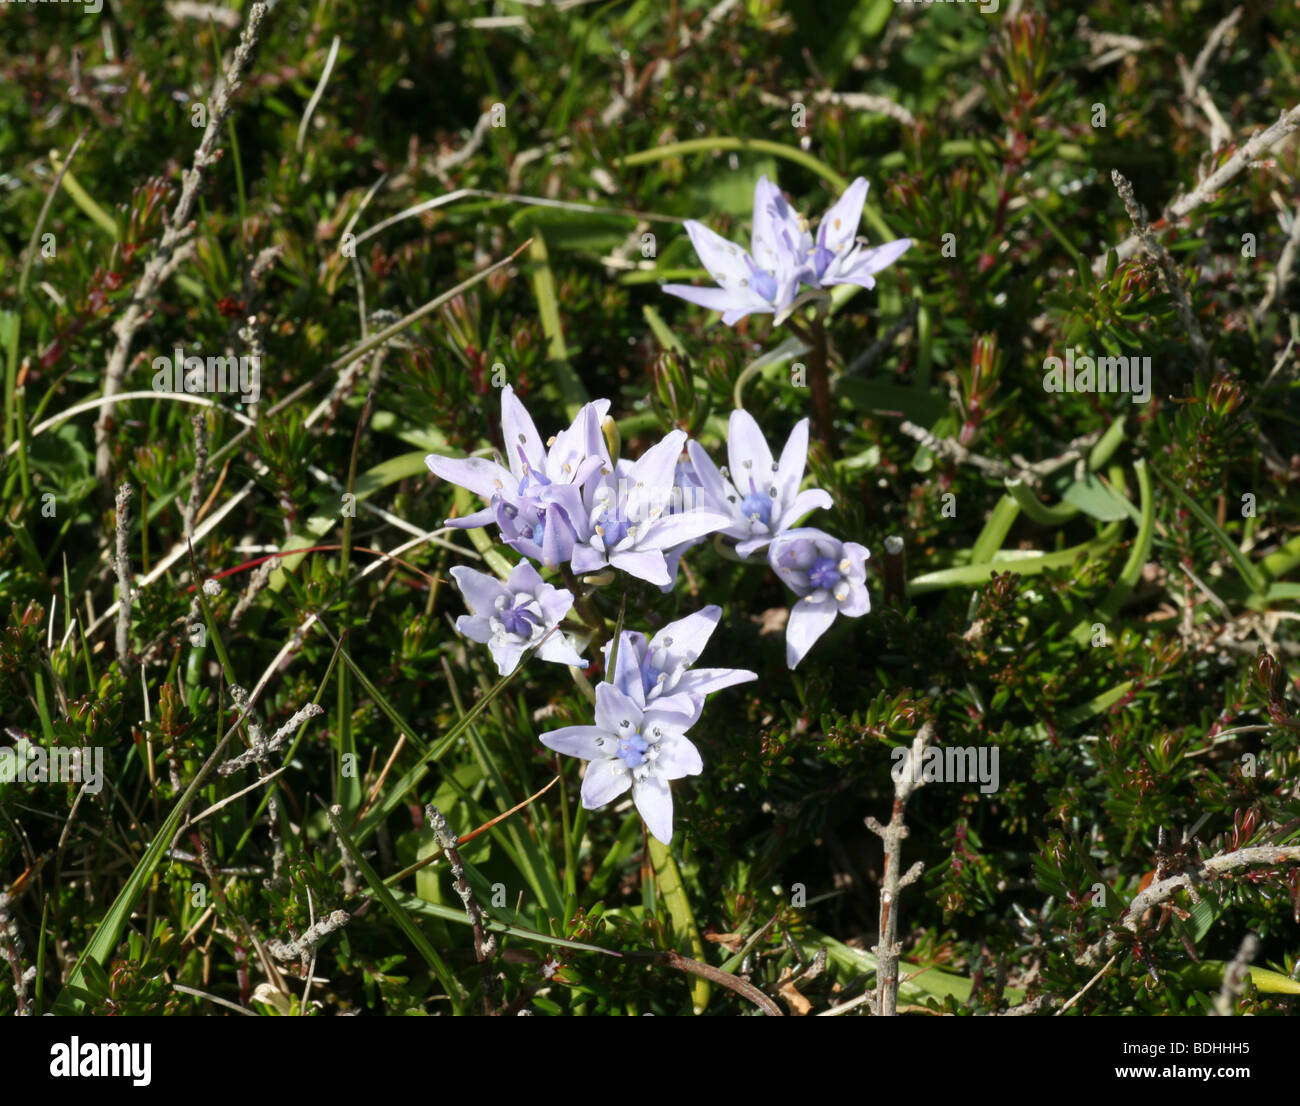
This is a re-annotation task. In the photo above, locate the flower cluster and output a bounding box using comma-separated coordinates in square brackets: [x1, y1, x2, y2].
[540, 608, 755, 843]
[426, 384, 875, 839]
[663, 176, 912, 324]
[427, 175, 903, 841]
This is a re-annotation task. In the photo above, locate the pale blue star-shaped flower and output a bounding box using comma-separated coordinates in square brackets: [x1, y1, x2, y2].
[425, 385, 610, 569]
[801, 177, 911, 291]
[540, 680, 705, 844]
[687, 410, 832, 559]
[663, 175, 910, 325]
[568, 429, 732, 586]
[662, 177, 804, 325]
[450, 560, 585, 676]
[767, 528, 870, 669]
[600, 605, 756, 706]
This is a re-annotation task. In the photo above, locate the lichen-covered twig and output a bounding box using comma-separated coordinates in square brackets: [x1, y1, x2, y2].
[113, 482, 134, 668]
[1178, 6, 1242, 117]
[1255, 201, 1300, 323]
[182, 411, 208, 542]
[1110, 169, 1209, 364]
[427, 802, 499, 1015]
[1212, 932, 1258, 1016]
[1076, 845, 1300, 969]
[217, 684, 322, 890]
[267, 910, 352, 963]
[0, 892, 35, 1016]
[94, 2, 269, 479]
[1093, 102, 1300, 277]
[865, 721, 933, 1016]
[217, 696, 325, 777]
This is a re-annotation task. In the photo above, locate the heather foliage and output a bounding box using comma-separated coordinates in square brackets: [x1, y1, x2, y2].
[1, 0, 1299, 1018]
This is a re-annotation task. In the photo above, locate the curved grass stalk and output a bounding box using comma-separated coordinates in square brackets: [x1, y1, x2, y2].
[908, 519, 1124, 596]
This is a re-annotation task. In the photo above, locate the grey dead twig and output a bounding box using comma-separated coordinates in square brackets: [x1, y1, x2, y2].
[182, 411, 208, 543]
[894, 420, 1103, 488]
[427, 802, 499, 1015]
[1255, 202, 1300, 324]
[267, 909, 352, 964]
[1093, 101, 1300, 278]
[1076, 845, 1300, 970]
[1110, 169, 1210, 365]
[95, 2, 269, 480]
[1212, 932, 1258, 1016]
[0, 892, 35, 1016]
[865, 721, 933, 1016]
[1178, 6, 1242, 118]
[113, 483, 134, 668]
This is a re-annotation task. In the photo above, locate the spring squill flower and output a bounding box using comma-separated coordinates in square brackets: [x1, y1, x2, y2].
[662, 177, 804, 325]
[449, 561, 585, 676]
[767, 528, 870, 669]
[688, 410, 832, 558]
[802, 177, 911, 291]
[569, 430, 732, 586]
[425, 385, 610, 568]
[540, 681, 704, 844]
[601, 605, 756, 705]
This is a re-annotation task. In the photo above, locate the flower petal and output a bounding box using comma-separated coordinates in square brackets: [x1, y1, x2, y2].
[449, 565, 508, 616]
[540, 725, 608, 760]
[537, 586, 575, 628]
[816, 177, 869, 258]
[505, 559, 544, 595]
[644, 692, 705, 730]
[581, 759, 632, 809]
[776, 418, 811, 505]
[720, 304, 773, 326]
[632, 775, 675, 843]
[443, 506, 498, 530]
[726, 409, 776, 500]
[500, 385, 545, 482]
[838, 580, 871, 618]
[675, 667, 758, 697]
[608, 548, 671, 586]
[650, 606, 721, 664]
[775, 487, 833, 533]
[682, 219, 753, 289]
[453, 614, 492, 644]
[661, 284, 756, 315]
[546, 401, 609, 484]
[652, 734, 704, 780]
[603, 630, 648, 708]
[425, 454, 514, 501]
[685, 441, 735, 515]
[629, 429, 687, 501]
[640, 509, 733, 551]
[490, 639, 527, 675]
[786, 594, 839, 669]
[536, 633, 587, 668]
[825, 238, 912, 289]
[570, 543, 608, 575]
[594, 681, 643, 735]
[750, 176, 807, 274]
